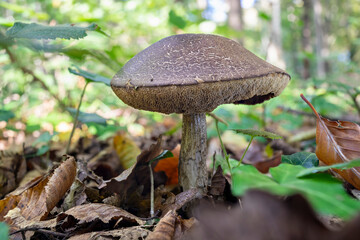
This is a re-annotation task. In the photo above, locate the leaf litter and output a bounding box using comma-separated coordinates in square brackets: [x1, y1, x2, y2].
[3, 97, 360, 239]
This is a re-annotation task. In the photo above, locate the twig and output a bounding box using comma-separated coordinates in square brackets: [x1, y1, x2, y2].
[278, 106, 360, 124]
[10, 227, 68, 238]
[4, 46, 67, 110]
[66, 81, 89, 153]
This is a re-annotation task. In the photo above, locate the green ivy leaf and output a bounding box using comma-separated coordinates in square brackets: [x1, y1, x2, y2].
[67, 108, 107, 125]
[297, 159, 360, 177]
[232, 129, 282, 139]
[68, 66, 111, 86]
[6, 22, 100, 40]
[231, 163, 360, 219]
[281, 152, 319, 168]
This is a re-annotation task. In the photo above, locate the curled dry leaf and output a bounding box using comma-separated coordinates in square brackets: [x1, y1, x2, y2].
[67, 226, 150, 240]
[147, 210, 177, 240]
[0, 156, 76, 224]
[208, 166, 226, 197]
[161, 188, 203, 217]
[57, 203, 144, 230]
[301, 94, 360, 189]
[0, 151, 26, 197]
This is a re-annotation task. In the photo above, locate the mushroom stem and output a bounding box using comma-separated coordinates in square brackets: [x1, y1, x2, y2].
[179, 113, 207, 191]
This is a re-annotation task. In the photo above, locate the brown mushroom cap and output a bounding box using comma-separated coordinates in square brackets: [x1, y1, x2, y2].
[111, 34, 290, 114]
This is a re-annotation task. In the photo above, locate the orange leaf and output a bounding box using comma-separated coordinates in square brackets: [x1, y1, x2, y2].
[301, 94, 360, 189]
[154, 145, 180, 185]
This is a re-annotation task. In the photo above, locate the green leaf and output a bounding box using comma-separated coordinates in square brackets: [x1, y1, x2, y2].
[297, 159, 360, 177]
[6, 22, 100, 40]
[32, 131, 58, 146]
[169, 10, 186, 29]
[258, 11, 271, 21]
[231, 163, 360, 219]
[36, 145, 50, 156]
[232, 129, 282, 139]
[67, 108, 107, 125]
[68, 66, 111, 86]
[0, 110, 15, 122]
[149, 150, 174, 164]
[281, 152, 319, 168]
[0, 222, 9, 240]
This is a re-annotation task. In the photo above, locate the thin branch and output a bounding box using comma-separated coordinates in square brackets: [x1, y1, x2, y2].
[4, 46, 67, 110]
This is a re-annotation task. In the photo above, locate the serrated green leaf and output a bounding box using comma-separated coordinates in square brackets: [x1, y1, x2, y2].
[69, 66, 111, 86]
[232, 129, 282, 139]
[67, 108, 107, 125]
[281, 152, 319, 168]
[232, 163, 360, 219]
[0, 110, 15, 122]
[6, 22, 99, 40]
[149, 150, 174, 164]
[297, 159, 360, 177]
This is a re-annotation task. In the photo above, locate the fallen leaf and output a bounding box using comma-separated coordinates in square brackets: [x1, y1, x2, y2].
[0, 151, 26, 197]
[147, 210, 177, 240]
[174, 216, 196, 240]
[154, 145, 180, 185]
[0, 156, 76, 225]
[113, 132, 141, 170]
[57, 203, 144, 232]
[253, 150, 282, 173]
[301, 94, 360, 189]
[161, 188, 203, 217]
[208, 166, 226, 197]
[67, 226, 150, 240]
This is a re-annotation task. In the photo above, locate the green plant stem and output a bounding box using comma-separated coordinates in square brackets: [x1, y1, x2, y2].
[66, 81, 89, 153]
[215, 119, 232, 176]
[149, 164, 155, 217]
[237, 136, 254, 167]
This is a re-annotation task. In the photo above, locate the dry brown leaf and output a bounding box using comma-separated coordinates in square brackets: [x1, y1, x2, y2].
[302, 94, 360, 189]
[0, 151, 26, 197]
[67, 226, 150, 240]
[101, 137, 166, 208]
[0, 156, 76, 224]
[174, 217, 196, 240]
[253, 150, 282, 173]
[147, 210, 177, 240]
[161, 188, 203, 217]
[208, 166, 226, 197]
[56, 203, 143, 233]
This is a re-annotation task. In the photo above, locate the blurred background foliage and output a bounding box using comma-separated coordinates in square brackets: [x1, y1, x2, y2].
[0, 0, 359, 150]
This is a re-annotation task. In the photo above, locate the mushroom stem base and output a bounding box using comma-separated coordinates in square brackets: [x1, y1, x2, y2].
[179, 113, 207, 191]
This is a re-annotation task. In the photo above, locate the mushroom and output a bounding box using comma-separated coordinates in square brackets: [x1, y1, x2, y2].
[111, 34, 290, 192]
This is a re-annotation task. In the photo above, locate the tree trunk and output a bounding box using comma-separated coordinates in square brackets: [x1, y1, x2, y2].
[179, 113, 207, 191]
[266, 0, 285, 69]
[312, 0, 326, 78]
[227, 0, 244, 44]
[302, 0, 312, 79]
